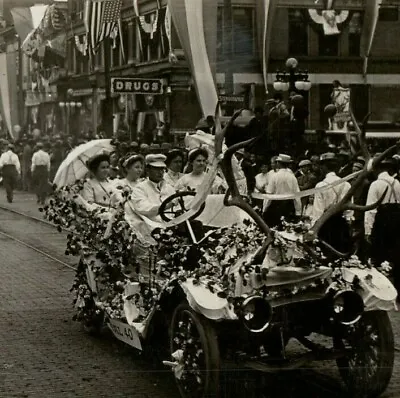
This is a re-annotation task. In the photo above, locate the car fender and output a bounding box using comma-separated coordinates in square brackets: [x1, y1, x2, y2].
[179, 278, 237, 321]
[341, 267, 397, 311]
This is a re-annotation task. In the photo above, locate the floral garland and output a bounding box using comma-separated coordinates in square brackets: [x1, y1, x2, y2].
[44, 182, 393, 327]
[42, 182, 138, 323]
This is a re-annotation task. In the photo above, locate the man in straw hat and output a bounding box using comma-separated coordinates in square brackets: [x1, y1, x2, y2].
[263, 154, 301, 228]
[130, 154, 175, 224]
[31, 142, 51, 204]
[312, 152, 351, 253]
[0, 143, 21, 203]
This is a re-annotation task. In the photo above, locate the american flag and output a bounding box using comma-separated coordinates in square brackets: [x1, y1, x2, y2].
[84, 0, 122, 53]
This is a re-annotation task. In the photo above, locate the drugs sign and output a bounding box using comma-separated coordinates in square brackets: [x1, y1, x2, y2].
[111, 78, 163, 95]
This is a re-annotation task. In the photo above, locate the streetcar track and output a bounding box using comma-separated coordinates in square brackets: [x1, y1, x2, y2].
[0, 204, 76, 271]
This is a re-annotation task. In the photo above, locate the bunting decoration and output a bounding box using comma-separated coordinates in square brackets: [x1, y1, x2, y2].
[361, 0, 383, 78]
[20, 4, 68, 60]
[10, 5, 47, 42]
[165, 6, 178, 64]
[84, 0, 122, 54]
[167, 0, 218, 117]
[257, 0, 278, 94]
[133, 0, 169, 62]
[75, 35, 88, 56]
[0, 52, 19, 138]
[308, 0, 351, 36]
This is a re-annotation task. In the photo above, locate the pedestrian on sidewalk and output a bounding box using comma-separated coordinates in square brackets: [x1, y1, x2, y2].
[22, 139, 33, 191]
[0, 143, 21, 203]
[31, 142, 51, 205]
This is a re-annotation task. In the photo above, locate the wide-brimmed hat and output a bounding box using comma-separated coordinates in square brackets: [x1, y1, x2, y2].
[145, 154, 167, 168]
[188, 147, 209, 163]
[338, 149, 350, 157]
[276, 154, 292, 163]
[86, 152, 110, 172]
[166, 149, 184, 166]
[123, 153, 144, 168]
[299, 159, 312, 167]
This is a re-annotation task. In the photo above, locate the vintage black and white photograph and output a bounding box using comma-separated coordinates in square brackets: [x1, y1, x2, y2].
[0, 0, 399, 397]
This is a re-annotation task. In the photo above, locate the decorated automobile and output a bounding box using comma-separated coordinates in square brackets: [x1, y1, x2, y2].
[45, 109, 397, 398]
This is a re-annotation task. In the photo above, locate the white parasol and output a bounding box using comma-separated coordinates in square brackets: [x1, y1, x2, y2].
[53, 139, 115, 188]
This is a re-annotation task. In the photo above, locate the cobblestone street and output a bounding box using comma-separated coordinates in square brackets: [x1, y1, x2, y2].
[0, 191, 179, 397]
[0, 189, 400, 397]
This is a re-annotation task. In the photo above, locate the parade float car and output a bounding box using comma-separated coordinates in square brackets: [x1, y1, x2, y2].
[51, 110, 398, 398]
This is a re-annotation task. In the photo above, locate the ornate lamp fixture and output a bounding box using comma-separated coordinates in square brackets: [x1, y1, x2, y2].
[273, 58, 311, 92]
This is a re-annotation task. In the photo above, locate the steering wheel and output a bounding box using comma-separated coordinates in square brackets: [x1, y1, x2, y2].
[159, 191, 206, 222]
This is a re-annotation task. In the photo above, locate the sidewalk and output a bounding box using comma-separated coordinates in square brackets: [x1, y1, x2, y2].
[0, 188, 44, 220]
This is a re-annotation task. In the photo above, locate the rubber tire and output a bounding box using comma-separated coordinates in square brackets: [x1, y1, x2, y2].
[169, 302, 220, 398]
[334, 310, 394, 398]
[82, 296, 105, 336]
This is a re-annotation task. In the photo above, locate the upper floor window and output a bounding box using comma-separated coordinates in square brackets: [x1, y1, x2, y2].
[138, 8, 169, 63]
[348, 12, 362, 56]
[232, 7, 255, 56]
[379, 7, 399, 22]
[217, 7, 224, 60]
[319, 33, 338, 56]
[288, 9, 308, 56]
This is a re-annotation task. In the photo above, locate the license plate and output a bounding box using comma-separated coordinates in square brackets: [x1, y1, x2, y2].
[107, 319, 142, 350]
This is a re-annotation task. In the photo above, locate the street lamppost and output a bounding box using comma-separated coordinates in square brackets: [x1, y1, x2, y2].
[273, 58, 312, 93]
[58, 100, 82, 136]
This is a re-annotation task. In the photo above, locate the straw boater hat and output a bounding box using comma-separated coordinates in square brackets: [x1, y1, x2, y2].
[320, 152, 336, 162]
[276, 154, 292, 163]
[123, 153, 144, 169]
[298, 159, 312, 168]
[145, 154, 167, 168]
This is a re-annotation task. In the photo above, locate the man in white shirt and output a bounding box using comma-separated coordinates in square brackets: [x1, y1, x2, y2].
[0, 143, 21, 203]
[365, 158, 400, 294]
[31, 142, 51, 204]
[312, 152, 351, 253]
[130, 154, 175, 225]
[263, 154, 301, 227]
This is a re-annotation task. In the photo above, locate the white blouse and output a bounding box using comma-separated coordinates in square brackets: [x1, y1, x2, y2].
[164, 170, 183, 188]
[81, 178, 117, 208]
[175, 172, 225, 194]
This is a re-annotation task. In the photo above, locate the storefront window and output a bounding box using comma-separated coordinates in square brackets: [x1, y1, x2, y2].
[233, 7, 255, 56]
[288, 9, 308, 56]
[351, 85, 369, 122]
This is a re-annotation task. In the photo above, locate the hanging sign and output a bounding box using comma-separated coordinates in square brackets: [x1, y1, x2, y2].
[218, 95, 245, 104]
[111, 78, 164, 95]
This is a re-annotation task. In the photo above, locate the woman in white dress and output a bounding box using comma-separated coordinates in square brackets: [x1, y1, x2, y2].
[175, 147, 225, 194]
[80, 153, 118, 209]
[113, 154, 144, 204]
[163, 149, 184, 188]
[119, 153, 144, 190]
